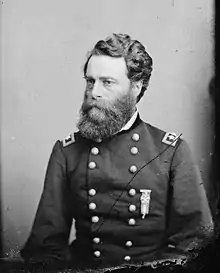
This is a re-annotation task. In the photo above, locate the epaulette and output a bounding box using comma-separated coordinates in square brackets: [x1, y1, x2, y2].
[161, 131, 181, 147]
[62, 133, 75, 147]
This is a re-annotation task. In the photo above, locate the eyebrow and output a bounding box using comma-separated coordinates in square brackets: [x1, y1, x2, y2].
[85, 75, 117, 81]
[99, 76, 116, 81]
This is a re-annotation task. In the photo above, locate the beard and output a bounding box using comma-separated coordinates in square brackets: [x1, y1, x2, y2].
[77, 92, 136, 142]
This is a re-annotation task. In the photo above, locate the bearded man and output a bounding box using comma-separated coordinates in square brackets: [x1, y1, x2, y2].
[20, 33, 213, 269]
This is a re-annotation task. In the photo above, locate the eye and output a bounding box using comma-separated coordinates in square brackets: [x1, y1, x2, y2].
[84, 77, 95, 88]
[103, 80, 113, 87]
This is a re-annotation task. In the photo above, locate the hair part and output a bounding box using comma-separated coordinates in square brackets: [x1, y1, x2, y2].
[83, 33, 153, 102]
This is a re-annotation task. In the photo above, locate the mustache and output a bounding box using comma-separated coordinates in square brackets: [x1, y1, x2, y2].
[81, 100, 108, 113]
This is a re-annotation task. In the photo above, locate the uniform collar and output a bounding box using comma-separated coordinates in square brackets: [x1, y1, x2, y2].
[119, 110, 138, 132]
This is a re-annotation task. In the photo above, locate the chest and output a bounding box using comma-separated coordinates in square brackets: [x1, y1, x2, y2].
[68, 143, 172, 219]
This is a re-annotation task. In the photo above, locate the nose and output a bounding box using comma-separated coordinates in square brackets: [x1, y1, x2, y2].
[91, 81, 102, 99]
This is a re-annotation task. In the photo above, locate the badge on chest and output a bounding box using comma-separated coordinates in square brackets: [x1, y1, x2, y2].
[140, 189, 152, 219]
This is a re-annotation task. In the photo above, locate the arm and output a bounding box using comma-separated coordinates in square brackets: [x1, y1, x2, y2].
[161, 139, 214, 260]
[20, 141, 73, 264]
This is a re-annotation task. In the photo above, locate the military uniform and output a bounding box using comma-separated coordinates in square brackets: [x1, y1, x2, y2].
[20, 115, 213, 268]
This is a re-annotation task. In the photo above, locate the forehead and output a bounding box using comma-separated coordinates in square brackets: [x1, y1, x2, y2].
[86, 55, 128, 79]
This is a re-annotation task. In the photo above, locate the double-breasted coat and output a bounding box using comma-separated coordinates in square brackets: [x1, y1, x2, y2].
[20, 115, 213, 268]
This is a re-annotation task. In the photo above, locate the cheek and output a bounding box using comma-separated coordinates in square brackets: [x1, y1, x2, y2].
[107, 86, 129, 101]
[104, 86, 122, 99]
[103, 93, 115, 102]
[84, 89, 92, 100]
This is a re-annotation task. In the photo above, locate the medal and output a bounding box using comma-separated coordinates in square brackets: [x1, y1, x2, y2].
[140, 189, 152, 219]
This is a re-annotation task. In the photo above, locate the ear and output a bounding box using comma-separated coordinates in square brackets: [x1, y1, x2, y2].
[132, 80, 143, 98]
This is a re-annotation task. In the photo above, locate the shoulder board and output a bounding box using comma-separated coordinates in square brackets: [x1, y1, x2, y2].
[162, 132, 181, 147]
[62, 133, 75, 147]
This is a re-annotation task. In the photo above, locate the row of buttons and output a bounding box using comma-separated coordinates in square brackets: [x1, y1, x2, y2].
[89, 133, 140, 171]
[88, 161, 138, 174]
[94, 251, 132, 262]
[90, 201, 136, 261]
[93, 242, 133, 260]
[93, 238, 132, 247]
[88, 188, 137, 197]
[91, 216, 136, 225]
[89, 133, 140, 263]
[91, 133, 140, 155]
[89, 203, 136, 212]
[91, 146, 138, 156]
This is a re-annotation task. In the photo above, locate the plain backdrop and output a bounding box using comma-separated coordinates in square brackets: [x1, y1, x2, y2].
[0, 0, 214, 257]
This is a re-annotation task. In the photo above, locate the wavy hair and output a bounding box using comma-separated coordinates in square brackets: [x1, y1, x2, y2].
[83, 33, 153, 102]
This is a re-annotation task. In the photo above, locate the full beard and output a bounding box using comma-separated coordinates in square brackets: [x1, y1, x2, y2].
[77, 93, 136, 142]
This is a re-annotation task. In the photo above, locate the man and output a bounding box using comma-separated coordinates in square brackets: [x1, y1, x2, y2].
[20, 33, 213, 269]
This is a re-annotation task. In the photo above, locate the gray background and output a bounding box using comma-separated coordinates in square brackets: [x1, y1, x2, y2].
[0, 0, 214, 257]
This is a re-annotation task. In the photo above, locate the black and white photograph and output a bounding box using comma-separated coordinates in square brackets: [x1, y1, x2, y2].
[0, 1, 219, 272]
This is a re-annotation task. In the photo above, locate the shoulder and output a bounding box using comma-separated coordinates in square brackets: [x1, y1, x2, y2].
[58, 131, 86, 154]
[143, 122, 182, 149]
[61, 132, 76, 148]
[143, 122, 195, 162]
[142, 122, 195, 167]
[49, 133, 76, 155]
[137, 119, 195, 166]
[50, 132, 78, 153]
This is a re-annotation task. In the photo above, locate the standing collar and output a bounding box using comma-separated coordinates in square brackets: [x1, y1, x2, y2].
[119, 110, 138, 132]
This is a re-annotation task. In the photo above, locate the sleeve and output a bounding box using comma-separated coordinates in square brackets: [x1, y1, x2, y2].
[160, 139, 214, 260]
[20, 141, 73, 264]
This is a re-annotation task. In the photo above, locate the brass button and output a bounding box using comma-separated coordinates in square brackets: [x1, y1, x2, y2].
[125, 241, 133, 247]
[92, 216, 99, 223]
[88, 189, 96, 196]
[128, 218, 136, 225]
[129, 204, 136, 212]
[91, 147, 99, 155]
[93, 237, 100, 244]
[130, 147, 138, 155]
[94, 250, 101, 257]
[168, 244, 176, 249]
[88, 161, 96, 169]
[89, 203, 96, 210]
[129, 165, 137, 173]
[124, 255, 131, 261]
[128, 189, 136, 196]
[132, 133, 140, 142]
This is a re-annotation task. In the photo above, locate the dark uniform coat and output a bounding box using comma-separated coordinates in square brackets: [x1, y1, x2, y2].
[20, 115, 213, 268]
